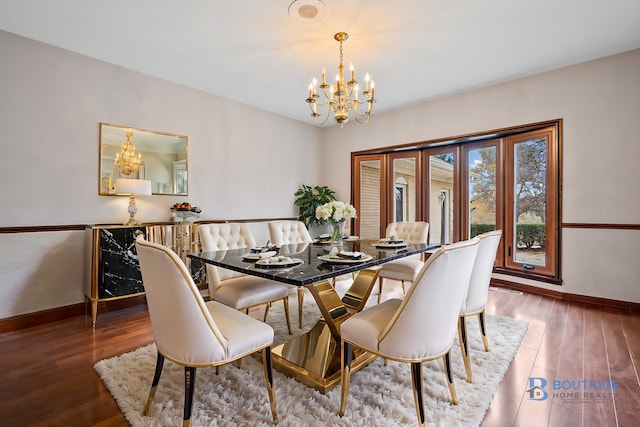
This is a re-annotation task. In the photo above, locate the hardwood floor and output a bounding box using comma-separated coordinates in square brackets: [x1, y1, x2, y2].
[0, 286, 638, 426]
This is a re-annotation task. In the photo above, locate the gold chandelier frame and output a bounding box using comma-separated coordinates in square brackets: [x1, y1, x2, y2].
[306, 32, 376, 127]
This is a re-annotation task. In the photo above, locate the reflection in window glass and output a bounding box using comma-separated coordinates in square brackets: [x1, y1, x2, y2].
[392, 158, 416, 222]
[428, 153, 455, 244]
[468, 146, 497, 237]
[359, 160, 382, 240]
[395, 176, 409, 222]
[513, 138, 546, 266]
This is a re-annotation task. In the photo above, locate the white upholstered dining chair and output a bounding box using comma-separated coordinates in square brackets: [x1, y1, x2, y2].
[135, 235, 278, 426]
[339, 237, 479, 426]
[267, 220, 314, 328]
[198, 223, 292, 334]
[376, 221, 430, 303]
[458, 229, 502, 383]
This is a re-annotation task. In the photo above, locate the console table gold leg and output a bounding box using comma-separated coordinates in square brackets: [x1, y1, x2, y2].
[91, 300, 98, 327]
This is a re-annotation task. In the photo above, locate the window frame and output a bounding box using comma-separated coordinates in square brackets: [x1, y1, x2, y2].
[351, 119, 562, 283]
[502, 127, 560, 277]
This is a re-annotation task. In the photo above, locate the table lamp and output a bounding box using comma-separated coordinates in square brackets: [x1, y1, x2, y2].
[114, 179, 152, 226]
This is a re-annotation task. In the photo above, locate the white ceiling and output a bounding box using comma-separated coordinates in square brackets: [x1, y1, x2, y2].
[1, 0, 639, 126]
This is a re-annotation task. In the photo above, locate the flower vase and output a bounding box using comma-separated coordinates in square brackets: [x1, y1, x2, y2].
[331, 220, 346, 251]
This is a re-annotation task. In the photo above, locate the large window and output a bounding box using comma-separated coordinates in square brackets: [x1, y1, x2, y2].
[352, 120, 561, 282]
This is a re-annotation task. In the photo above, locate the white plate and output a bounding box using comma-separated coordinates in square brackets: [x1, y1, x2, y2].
[255, 258, 303, 268]
[318, 254, 373, 264]
[242, 253, 263, 261]
[344, 236, 360, 241]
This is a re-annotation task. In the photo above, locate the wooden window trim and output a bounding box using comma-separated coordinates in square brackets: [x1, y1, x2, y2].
[351, 119, 563, 283]
[504, 126, 559, 277]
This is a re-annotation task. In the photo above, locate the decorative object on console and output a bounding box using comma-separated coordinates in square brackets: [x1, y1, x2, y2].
[305, 32, 376, 127]
[170, 202, 202, 223]
[115, 179, 152, 226]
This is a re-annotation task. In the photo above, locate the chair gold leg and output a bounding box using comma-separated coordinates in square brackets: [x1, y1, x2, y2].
[262, 346, 278, 423]
[339, 340, 353, 416]
[410, 362, 426, 427]
[377, 277, 384, 304]
[443, 351, 458, 405]
[297, 287, 304, 329]
[458, 315, 473, 383]
[263, 302, 270, 322]
[144, 351, 165, 415]
[478, 311, 490, 351]
[283, 297, 292, 334]
[401, 280, 406, 294]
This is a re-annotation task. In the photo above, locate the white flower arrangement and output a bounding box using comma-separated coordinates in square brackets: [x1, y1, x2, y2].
[315, 200, 357, 225]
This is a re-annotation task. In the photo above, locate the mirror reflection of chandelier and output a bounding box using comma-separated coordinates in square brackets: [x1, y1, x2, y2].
[305, 32, 376, 127]
[114, 131, 142, 177]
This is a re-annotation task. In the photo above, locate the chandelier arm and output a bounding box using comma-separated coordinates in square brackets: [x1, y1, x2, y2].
[353, 114, 372, 124]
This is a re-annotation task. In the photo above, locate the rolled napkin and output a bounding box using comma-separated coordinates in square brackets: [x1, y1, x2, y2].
[258, 251, 277, 259]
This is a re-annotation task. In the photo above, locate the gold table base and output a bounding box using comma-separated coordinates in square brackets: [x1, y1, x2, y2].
[272, 319, 377, 393]
[271, 269, 381, 393]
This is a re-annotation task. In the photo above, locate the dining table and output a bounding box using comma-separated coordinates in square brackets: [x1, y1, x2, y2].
[188, 238, 439, 393]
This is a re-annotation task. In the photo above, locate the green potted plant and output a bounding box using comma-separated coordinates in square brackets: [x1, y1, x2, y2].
[293, 185, 337, 228]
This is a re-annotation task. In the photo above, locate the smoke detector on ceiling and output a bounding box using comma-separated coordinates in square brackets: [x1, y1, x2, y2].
[288, 0, 327, 22]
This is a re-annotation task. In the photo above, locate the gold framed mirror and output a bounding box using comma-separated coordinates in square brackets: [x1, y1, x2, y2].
[99, 123, 188, 195]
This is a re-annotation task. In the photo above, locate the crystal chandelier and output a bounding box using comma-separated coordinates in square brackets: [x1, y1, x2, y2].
[306, 32, 376, 127]
[114, 131, 142, 177]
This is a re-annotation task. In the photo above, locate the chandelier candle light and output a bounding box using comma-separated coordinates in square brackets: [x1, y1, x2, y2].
[306, 32, 376, 127]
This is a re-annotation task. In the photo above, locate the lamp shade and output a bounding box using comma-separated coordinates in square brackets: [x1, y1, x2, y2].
[114, 179, 152, 195]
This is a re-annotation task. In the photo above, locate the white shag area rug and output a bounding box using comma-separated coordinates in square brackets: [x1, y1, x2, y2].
[95, 287, 527, 427]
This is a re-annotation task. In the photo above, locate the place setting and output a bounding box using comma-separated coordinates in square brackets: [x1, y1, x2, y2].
[313, 234, 361, 245]
[317, 247, 373, 264]
[241, 249, 303, 269]
[241, 241, 282, 261]
[372, 235, 408, 249]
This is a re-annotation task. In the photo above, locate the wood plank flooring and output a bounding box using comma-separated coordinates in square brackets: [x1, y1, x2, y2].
[0, 285, 638, 427]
